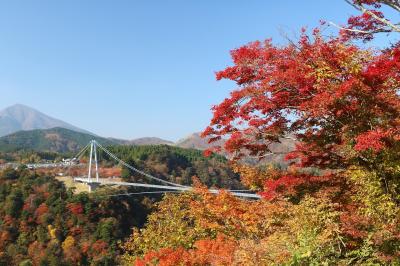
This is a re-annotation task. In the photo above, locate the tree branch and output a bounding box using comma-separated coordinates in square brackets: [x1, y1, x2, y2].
[346, 0, 400, 33]
[328, 21, 391, 34]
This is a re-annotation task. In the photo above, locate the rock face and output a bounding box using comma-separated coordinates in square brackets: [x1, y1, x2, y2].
[0, 104, 91, 137]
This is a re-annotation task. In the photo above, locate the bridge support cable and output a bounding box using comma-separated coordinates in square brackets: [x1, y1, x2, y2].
[94, 141, 100, 182]
[94, 141, 188, 188]
[88, 141, 93, 182]
[74, 142, 91, 161]
[64, 143, 91, 177]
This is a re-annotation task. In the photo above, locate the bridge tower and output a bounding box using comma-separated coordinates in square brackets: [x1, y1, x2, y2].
[87, 140, 100, 192]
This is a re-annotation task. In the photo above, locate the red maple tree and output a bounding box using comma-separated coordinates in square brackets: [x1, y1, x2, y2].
[203, 30, 400, 167]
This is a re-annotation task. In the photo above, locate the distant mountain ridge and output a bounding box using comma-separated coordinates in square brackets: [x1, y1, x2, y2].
[0, 127, 295, 166]
[0, 104, 92, 137]
[111, 137, 174, 146]
[0, 104, 295, 163]
[0, 128, 211, 153]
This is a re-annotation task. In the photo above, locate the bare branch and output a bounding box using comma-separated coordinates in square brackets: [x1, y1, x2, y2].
[346, 0, 400, 33]
[257, 151, 291, 159]
[378, 0, 400, 12]
[361, 6, 400, 32]
[328, 21, 391, 34]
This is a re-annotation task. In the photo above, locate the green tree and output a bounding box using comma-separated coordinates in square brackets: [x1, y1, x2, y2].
[5, 189, 23, 218]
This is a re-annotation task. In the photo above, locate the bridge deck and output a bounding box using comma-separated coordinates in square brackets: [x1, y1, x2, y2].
[74, 177, 261, 199]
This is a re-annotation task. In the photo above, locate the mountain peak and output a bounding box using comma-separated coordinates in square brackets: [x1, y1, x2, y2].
[8, 103, 32, 108]
[0, 104, 92, 137]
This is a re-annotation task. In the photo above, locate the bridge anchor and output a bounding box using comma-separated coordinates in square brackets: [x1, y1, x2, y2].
[87, 182, 100, 192]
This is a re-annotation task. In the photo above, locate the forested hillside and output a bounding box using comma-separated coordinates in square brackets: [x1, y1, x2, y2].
[0, 168, 152, 265]
[0, 128, 114, 153]
[101, 145, 242, 189]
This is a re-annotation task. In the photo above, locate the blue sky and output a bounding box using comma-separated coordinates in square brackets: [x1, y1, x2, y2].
[0, 0, 388, 140]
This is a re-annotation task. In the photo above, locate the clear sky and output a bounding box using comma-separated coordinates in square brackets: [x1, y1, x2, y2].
[0, 0, 387, 141]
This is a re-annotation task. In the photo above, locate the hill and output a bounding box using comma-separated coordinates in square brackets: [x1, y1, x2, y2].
[104, 144, 241, 188]
[175, 132, 223, 150]
[176, 132, 296, 166]
[0, 104, 92, 137]
[111, 137, 174, 146]
[0, 168, 151, 265]
[129, 137, 174, 145]
[0, 127, 115, 153]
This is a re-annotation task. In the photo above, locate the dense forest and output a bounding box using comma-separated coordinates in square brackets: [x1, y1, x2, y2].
[0, 167, 152, 265]
[101, 145, 241, 189]
[0, 150, 60, 164]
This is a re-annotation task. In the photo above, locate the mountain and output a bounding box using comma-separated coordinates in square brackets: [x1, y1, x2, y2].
[176, 132, 297, 166]
[0, 104, 295, 164]
[0, 104, 92, 137]
[176, 132, 223, 150]
[129, 137, 174, 146]
[251, 137, 296, 166]
[110, 137, 174, 146]
[0, 127, 115, 153]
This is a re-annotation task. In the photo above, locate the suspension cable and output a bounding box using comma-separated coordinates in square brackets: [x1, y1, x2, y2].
[100, 190, 182, 197]
[64, 143, 90, 177]
[95, 141, 188, 188]
[74, 142, 90, 160]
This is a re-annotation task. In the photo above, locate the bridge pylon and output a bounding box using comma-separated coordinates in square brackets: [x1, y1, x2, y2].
[87, 140, 100, 183]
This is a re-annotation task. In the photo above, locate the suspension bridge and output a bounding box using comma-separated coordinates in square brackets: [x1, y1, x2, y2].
[69, 140, 261, 199]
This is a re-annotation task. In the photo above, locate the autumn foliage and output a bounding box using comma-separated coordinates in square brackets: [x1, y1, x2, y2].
[0, 168, 154, 265]
[340, 0, 400, 41]
[123, 1, 400, 265]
